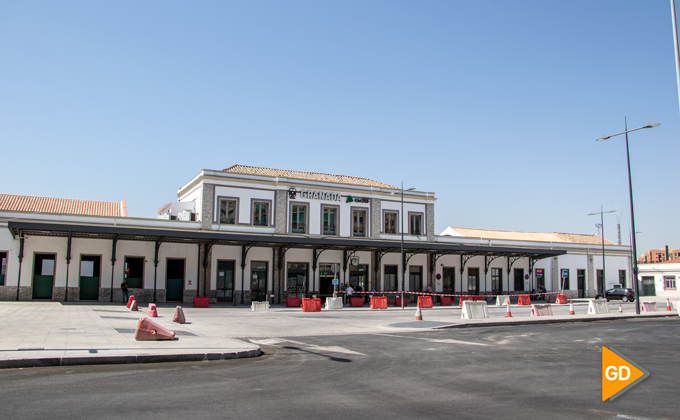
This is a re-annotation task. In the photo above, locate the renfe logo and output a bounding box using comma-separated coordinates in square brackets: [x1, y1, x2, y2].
[602, 347, 650, 401]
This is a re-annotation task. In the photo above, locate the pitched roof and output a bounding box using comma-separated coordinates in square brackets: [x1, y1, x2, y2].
[0, 194, 127, 217]
[444, 227, 616, 245]
[222, 164, 398, 189]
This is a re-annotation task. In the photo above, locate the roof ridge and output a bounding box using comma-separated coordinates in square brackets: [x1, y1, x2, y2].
[222, 164, 398, 189]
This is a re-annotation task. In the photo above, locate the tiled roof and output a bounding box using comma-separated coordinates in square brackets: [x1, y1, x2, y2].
[444, 227, 616, 245]
[0, 194, 127, 217]
[222, 164, 398, 189]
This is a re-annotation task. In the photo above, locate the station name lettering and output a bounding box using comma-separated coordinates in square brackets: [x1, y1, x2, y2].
[299, 190, 342, 202]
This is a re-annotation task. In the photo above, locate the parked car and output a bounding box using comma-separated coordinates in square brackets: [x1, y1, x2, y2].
[595, 288, 636, 302]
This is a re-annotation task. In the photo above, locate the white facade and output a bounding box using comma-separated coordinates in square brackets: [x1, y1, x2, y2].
[637, 261, 680, 297]
[0, 165, 633, 304]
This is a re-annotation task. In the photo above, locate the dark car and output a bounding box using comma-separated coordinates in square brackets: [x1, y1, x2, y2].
[596, 288, 636, 302]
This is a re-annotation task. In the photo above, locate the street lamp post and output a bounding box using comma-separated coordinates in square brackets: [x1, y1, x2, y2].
[392, 182, 416, 309]
[588, 206, 617, 296]
[596, 120, 659, 315]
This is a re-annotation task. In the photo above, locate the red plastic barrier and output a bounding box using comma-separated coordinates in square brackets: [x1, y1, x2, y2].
[417, 296, 433, 308]
[440, 296, 452, 306]
[134, 317, 175, 341]
[301, 298, 321, 312]
[473, 296, 484, 302]
[147, 303, 158, 317]
[286, 297, 301, 307]
[173, 306, 186, 323]
[555, 294, 567, 305]
[394, 297, 407, 307]
[370, 296, 388, 309]
[126, 295, 135, 308]
[350, 297, 364, 307]
[193, 297, 209, 307]
[459, 295, 474, 307]
[517, 295, 531, 305]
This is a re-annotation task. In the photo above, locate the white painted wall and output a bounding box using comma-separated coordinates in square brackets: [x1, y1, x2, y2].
[214, 185, 276, 226]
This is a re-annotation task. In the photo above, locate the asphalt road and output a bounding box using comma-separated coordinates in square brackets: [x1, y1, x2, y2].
[1, 317, 679, 420]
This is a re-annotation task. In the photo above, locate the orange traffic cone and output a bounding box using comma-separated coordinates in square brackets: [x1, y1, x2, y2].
[568, 300, 575, 315]
[667, 298, 672, 312]
[506, 300, 512, 317]
[415, 300, 423, 321]
[619, 304, 623, 314]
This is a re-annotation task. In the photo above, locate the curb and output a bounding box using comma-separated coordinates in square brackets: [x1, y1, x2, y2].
[435, 313, 678, 329]
[0, 348, 262, 370]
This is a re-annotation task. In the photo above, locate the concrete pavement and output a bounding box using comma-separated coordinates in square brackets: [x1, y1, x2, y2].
[0, 296, 677, 369]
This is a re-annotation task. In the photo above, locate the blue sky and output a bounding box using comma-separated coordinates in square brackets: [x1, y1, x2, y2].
[1, 1, 678, 256]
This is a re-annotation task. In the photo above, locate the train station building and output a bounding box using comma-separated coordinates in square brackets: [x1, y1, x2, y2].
[0, 165, 634, 303]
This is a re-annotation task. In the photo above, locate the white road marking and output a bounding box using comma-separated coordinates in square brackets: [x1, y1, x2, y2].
[249, 338, 365, 355]
[380, 334, 491, 347]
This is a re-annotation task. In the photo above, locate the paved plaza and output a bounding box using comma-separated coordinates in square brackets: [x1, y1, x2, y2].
[0, 295, 677, 369]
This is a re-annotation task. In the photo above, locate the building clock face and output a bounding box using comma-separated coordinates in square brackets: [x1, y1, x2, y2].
[351, 257, 359, 267]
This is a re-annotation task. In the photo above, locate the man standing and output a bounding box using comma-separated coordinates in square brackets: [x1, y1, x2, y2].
[121, 278, 129, 304]
[345, 284, 354, 306]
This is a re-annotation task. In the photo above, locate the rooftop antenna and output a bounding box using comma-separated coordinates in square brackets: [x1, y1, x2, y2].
[615, 206, 622, 245]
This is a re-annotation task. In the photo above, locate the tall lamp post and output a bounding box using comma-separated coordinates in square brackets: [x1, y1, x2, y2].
[588, 206, 617, 296]
[596, 120, 659, 315]
[392, 182, 416, 309]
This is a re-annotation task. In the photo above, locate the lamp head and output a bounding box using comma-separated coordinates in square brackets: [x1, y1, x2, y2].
[596, 136, 610, 142]
[643, 123, 660, 128]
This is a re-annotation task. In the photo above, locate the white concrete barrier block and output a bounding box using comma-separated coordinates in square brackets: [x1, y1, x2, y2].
[531, 304, 553, 317]
[641, 301, 658, 312]
[461, 301, 489, 319]
[325, 297, 343, 310]
[588, 299, 609, 314]
[671, 301, 680, 310]
[496, 295, 509, 307]
[251, 301, 270, 311]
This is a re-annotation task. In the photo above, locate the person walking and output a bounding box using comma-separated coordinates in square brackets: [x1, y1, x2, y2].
[121, 278, 129, 304]
[345, 284, 354, 306]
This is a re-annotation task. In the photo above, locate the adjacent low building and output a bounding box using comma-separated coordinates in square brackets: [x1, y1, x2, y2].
[637, 259, 680, 298]
[0, 165, 634, 303]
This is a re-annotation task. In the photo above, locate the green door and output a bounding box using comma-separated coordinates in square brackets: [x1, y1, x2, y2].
[166, 259, 185, 301]
[33, 254, 55, 299]
[79, 256, 101, 300]
[80, 277, 99, 300]
[166, 278, 183, 301]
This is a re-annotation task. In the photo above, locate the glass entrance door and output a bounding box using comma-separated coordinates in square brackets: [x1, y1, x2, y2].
[287, 263, 308, 298]
[216, 260, 234, 302]
[442, 267, 455, 295]
[409, 266, 422, 301]
[250, 262, 268, 302]
[468, 268, 479, 295]
[514, 268, 524, 292]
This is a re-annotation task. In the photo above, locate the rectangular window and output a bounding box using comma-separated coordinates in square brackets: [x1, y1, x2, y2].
[0, 252, 6, 286]
[384, 211, 397, 234]
[352, 209, 366, 237]
[253, 202, 269, 226]
[291, 205, 306, 234]
[384, 265, 398, 291]
[665, 276, 676, 289]
[124, 257, 144, 288]
[491, 268, 501, 293]
[597, 269, 604, 292]
[322, 207, 337, 235]
[219, 199, 236, 224]
[619, 270, 626, 288]
[410, 214, 422, 236]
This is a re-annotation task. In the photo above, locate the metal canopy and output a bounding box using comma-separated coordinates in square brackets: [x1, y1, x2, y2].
[7, 221, 565, 260]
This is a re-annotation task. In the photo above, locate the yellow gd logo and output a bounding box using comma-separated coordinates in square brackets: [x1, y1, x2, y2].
[602, 346, 650, 401]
